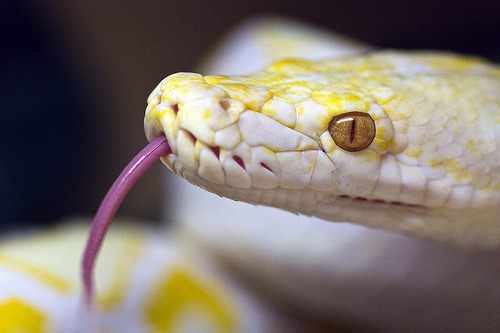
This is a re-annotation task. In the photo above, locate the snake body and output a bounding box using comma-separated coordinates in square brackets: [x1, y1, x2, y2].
[145, 51, 500, 247]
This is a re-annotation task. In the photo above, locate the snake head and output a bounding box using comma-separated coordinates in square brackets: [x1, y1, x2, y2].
[145, 52, 500, 247]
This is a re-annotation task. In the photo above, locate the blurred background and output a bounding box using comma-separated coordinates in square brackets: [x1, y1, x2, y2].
[1, 0, 499, 230]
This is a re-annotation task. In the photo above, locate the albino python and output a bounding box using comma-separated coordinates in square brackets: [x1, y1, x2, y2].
[83, 50, 500, 327]
[1, 18, 499, 331]
[143, 51, 500, 246]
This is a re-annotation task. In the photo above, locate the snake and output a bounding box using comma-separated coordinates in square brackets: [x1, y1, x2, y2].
[82, 50, 499, 328]
[144, 51, 500, 248]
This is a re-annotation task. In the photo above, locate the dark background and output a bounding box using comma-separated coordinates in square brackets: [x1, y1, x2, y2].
[1, 0, 499, 230]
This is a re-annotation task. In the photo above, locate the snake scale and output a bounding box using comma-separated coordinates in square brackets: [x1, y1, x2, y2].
[144, 51, 500, 248]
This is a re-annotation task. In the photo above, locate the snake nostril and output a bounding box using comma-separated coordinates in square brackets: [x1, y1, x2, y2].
[219, 98, 231, 111]
[172, 104, 179, 115]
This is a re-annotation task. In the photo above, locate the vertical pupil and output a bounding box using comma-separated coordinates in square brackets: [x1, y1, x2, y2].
[349, 118, 356, 143]
[328, 111, 376, 152]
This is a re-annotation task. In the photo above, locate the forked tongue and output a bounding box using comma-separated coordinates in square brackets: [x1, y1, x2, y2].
[81, 135, 170, 330]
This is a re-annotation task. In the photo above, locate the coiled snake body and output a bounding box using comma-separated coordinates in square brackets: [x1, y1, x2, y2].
[145, 51, 500, 248]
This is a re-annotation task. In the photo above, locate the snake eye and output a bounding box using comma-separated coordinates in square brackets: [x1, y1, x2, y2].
[328, 112, 376, 152]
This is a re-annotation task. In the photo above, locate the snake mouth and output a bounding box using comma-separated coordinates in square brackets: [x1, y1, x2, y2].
[152, 129, 426, 211]
[336, 194, 426, 210]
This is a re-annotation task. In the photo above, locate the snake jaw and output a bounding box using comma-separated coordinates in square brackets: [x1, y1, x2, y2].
[145, 52, 500, 247]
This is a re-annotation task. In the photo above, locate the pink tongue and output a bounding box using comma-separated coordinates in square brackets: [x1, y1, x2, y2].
[81, 135, 170, 328]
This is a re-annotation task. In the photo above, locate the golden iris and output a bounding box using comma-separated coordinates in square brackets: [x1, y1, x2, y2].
[328, 112, 376, 152]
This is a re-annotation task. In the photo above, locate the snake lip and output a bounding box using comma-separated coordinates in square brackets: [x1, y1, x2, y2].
[338, 194, 426, 209]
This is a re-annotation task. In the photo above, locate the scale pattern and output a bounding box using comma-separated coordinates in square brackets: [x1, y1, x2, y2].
[145, 51, 500, 247]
